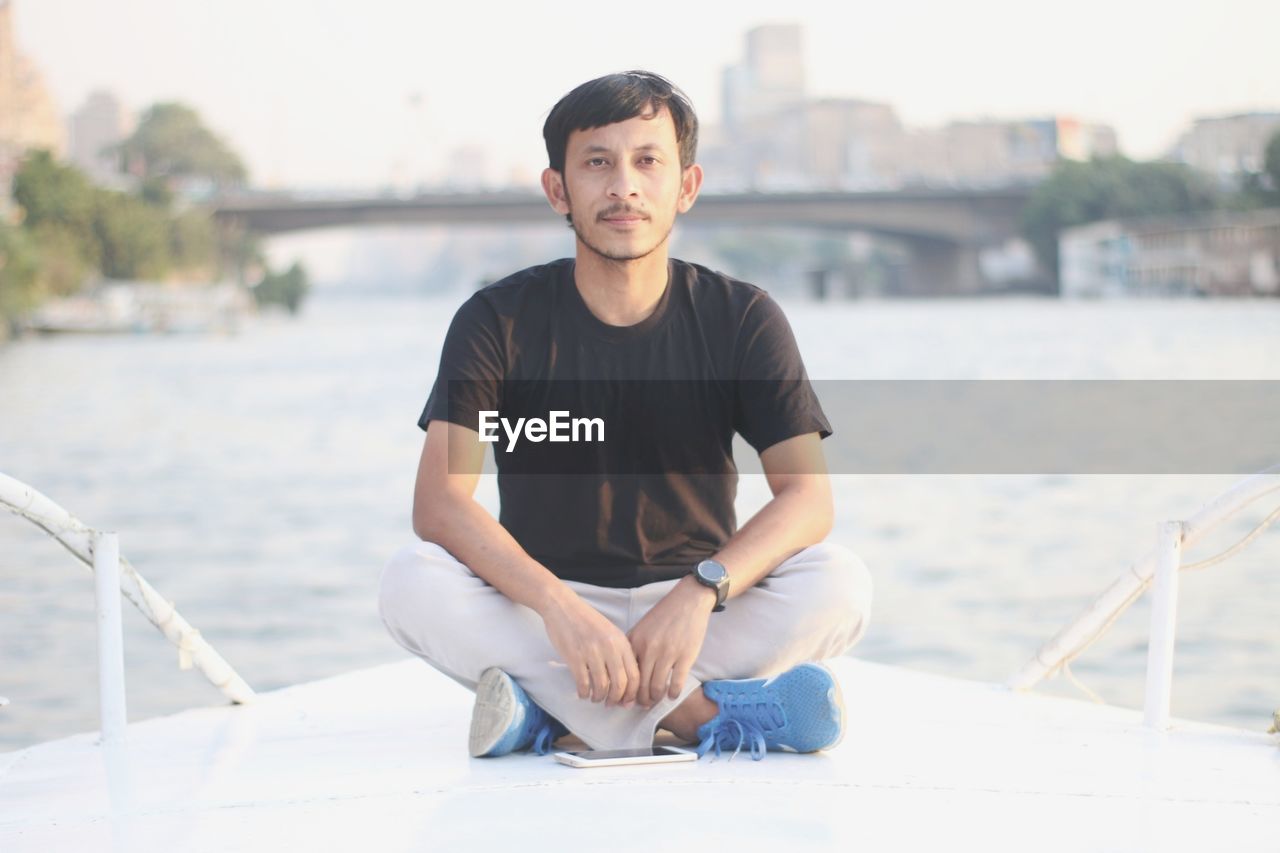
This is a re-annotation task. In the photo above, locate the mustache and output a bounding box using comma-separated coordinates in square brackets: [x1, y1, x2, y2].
[598, 205, 648, 220]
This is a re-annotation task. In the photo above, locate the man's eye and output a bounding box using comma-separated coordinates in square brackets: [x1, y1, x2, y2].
[639, 156, 658, 165]
[587, 158, 607, 167]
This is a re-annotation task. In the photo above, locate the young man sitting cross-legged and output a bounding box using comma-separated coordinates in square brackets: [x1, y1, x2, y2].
[378, 70, 873, 760]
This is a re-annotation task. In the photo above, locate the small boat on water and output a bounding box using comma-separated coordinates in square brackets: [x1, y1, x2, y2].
[21, 281, 252, 336]
[1, 471, 1277, 851]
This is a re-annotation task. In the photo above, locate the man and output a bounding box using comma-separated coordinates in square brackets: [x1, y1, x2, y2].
[378, 71, 872, 761]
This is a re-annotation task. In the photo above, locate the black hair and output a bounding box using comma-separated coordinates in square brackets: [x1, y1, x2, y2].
[542, 70, 699, 174]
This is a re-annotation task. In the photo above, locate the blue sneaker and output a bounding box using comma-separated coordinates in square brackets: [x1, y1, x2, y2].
[694, 662, 845, 761]
[469, 667, 568, 758]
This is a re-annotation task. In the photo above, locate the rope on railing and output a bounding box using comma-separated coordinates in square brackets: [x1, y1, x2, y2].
[1008, 464, 1280, 717]
[0, 471, 256, 706]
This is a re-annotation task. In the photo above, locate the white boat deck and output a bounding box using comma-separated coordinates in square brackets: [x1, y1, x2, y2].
[2, 657, 1277, 852]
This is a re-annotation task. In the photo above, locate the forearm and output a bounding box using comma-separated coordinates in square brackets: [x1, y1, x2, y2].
[418, 488, 643, 706]
[414, 492, 575, 618]
[710, 481, 833, 603]
[627, 478, 832, 709]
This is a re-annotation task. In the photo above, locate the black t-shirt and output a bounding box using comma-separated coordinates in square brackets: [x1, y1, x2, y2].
[419, 257, 831, 588]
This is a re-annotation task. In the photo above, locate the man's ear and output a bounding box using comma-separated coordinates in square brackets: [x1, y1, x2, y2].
[541, 168, 571, 216]
[676, 163, 704, 214]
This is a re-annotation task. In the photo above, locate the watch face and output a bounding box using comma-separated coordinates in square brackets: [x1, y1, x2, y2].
[697, 560, 727, 582]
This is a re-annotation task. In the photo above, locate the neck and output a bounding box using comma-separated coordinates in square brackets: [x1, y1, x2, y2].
[573, 242, 670, 327]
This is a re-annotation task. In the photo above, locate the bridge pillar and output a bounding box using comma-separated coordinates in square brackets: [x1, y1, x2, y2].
[807, 268, 831, 300]
[900, 238, 985, 296]
[216, 215, 251, 287]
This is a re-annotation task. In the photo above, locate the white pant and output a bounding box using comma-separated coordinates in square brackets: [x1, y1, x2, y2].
[378, 539, 873, 749]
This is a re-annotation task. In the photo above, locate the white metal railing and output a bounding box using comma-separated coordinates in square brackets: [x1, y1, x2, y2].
[0, 472, 256, 742]
[1008, 464, 1280, 731]
[93, 531, 128, 744]
[1143, 520, 1182, 730]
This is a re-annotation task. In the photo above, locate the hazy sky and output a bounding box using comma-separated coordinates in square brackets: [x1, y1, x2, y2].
[14, 0, 1279, 189]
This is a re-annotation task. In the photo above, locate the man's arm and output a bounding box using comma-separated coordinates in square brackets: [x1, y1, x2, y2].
[626, 431, 833, 707]
[413, 420, 641, 707]
[702, 430, 834, 597]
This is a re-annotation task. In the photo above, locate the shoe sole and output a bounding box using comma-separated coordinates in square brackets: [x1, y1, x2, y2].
[779, 662, 846, 752]
[813, 662, 847, 752]
[469, 667, 518, 758]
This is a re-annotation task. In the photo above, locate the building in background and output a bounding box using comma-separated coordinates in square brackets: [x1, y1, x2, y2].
[905, 117, 1118, 187]
[725, 97, 908, 190]
[68, 90, 131, 187]
[721, 23, 806, 134]
[0, 0, 63, 216]
[1060, 209, 1280, 298]
[704, 23, 1117, 191]
[1169, 112, 1280, 187]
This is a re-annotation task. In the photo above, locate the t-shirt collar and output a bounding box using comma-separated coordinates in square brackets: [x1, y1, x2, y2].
[562, 258, 675, 342]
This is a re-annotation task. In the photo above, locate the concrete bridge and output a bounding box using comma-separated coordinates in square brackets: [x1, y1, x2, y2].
[213, 188, 1034, 294]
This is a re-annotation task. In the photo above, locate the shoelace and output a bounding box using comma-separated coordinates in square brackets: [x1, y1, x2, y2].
[531, 719, 568, 756]
[696, 717, 767, 761]
[695, 689, 786, 761]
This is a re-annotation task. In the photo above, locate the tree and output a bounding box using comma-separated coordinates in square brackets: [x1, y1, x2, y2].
[169, 210, 218, 275]
[4, 125, 251, 311]
[1022, 156, 1219, 284]
[11, 150, 98, 238]
[29, 222, 94, 297]
[1227, 129, 1280, 210]
[11, 152, 100, 289]
[115, 102, 248, 189]
[92, 191, 172, 280]
[0, 224, 41, 326]
[252, 261, 309, 314]
[1264, 130, 1280, 194]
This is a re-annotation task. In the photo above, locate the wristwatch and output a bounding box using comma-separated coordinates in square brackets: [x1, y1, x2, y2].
[693, 559, 730, 612]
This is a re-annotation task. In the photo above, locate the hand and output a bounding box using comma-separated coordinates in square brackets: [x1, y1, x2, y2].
[540, 592, 641, 707]
[626, 576, 716, 708]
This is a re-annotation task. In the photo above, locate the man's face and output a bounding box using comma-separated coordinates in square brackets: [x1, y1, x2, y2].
[542, 106, 702, 264]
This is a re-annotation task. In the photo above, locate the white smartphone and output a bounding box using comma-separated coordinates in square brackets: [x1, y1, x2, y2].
[554, 746, 698, 768]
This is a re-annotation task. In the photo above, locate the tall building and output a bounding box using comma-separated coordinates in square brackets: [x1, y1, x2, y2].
[69, 90, 130, 186]
[0, 0, 17, 151]
[1, 0, 64, 214]
[721, 23, 806, 134]
[0, 1, 63, 155]
[1169, 112, 1280, 186]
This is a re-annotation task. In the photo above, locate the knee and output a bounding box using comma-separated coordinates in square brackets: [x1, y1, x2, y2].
[377, 539, 457, 631]
[798, 542, 874, 644]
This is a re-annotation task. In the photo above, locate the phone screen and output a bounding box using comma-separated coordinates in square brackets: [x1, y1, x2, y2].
[565, 747, 686, 760]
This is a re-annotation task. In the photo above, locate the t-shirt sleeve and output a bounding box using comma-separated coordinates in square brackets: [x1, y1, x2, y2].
[417, 295, 504, 432]
[732, 293, 832, 453]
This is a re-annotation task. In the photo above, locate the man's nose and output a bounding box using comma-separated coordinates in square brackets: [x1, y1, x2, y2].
[607, 163, 639, 198]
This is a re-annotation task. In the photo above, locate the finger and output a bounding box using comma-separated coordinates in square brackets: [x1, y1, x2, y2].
[588, 652, 609, 703]
[669, 654, 693, 701]
[635, 647, 656, 708]
[622, 646, 641, 707]
[647, 652, 674, 709]
[605, 649, 627, 707]
[572, 658, 591, 701]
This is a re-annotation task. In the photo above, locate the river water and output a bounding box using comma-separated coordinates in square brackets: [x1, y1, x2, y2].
[2, 287, 1279, 751]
